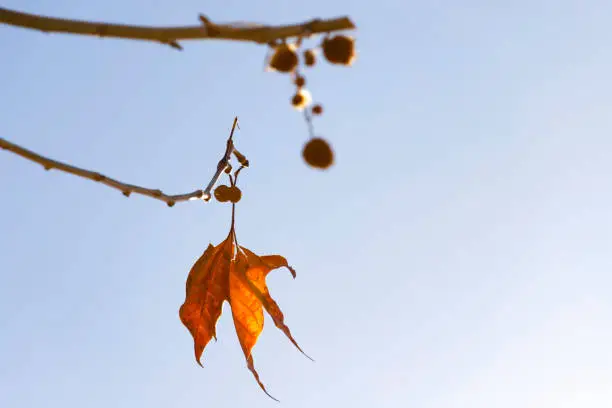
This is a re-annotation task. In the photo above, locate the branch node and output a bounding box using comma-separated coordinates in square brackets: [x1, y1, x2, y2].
[233, 149, 249, 167]
[301, 18, 322, 38]
[93, 173, 105, 182]
[198, 14, 210, 26]
[197, 14, 220, 37]
[168, 40, 183, 50]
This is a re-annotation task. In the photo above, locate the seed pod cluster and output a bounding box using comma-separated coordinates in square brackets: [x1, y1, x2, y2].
[265, 34, 356, 113]
[214, 185, 242, 203]
[264, 32, 355, 170]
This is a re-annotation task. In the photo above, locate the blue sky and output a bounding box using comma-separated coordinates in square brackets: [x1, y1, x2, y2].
[1, 0, 611, 407]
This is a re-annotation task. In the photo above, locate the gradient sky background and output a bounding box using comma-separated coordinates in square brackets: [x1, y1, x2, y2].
[1, 1, 612, 407]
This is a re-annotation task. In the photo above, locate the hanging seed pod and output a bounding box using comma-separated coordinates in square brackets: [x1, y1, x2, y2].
[302, 137, 334, 169]
[303, 49, 316, 67]
[311, 104, 323, 115]
[214, 185, 232, 202]
[321, 35, 356, 66]
[227, 186, 242, 203]
[294, 75, 306, 88]
[290, 89, 312, 111]
[268, 43, 299, 73]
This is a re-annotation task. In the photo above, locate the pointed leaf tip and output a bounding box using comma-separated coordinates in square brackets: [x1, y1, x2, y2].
[247, 356, 279, 402]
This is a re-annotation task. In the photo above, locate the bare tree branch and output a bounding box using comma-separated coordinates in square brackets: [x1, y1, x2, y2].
[0, 7, 355, 49]
[0, 117, 244, 207]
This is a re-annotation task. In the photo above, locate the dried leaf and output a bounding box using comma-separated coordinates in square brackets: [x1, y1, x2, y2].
[239, 247, 311, 360]
[229, 252, 273, 399]
[179, 233, 309, 400]
[179, 239, 233, 365]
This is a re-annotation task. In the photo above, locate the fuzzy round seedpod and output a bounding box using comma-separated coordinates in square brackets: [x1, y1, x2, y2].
[302, 137, 334, 169]
[321, 35, 356, 66]
[311, 104, 323, 115]
[268, 44, 299, 73]
[227, 186, 242, 203]
[214, 185, 231, 202]
[303, 49, 316, 67]
[290, 89, 312, 110]
[294, 75, 306, 88]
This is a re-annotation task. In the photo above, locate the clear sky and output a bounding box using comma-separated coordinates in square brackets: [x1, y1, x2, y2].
[1, 1, 611, 407]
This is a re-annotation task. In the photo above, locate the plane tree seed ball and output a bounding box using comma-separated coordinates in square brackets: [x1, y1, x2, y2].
[291, 89, 312, 110]
[291, 93, 304, 107]
[268, 44, 299, 73]
[321, 35, 356, 66]
[294, 75, 306, 88]
[311, 104, 323, 115]
[228, 186, 242, 203]
[303, 49, 316, 67]
[214, 185, 231, 202]
[302, 137, 334, 169]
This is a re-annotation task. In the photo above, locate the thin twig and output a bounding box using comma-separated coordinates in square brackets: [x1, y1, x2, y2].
[233, 165, 246, 185]
[0, 7, 355, 49]
[202, 117, 240, 196]
[0, 117, 244, 207]
[303, 109, 316, 139]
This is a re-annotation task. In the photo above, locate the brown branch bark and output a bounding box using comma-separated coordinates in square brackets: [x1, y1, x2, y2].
[0, 7, 355, 49]
[0, 118, 244, 207]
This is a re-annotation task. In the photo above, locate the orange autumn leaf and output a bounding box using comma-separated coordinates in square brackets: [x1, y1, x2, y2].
[179, 240, 232, 365]
[179, 230, 311, 400]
